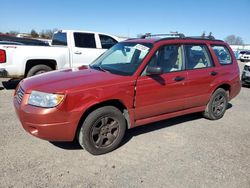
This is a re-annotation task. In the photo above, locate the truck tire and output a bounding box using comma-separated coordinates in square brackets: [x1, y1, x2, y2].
[203, 88, 228, 120]
[27, 65, 53, 77]
[78, 106, 126, 155]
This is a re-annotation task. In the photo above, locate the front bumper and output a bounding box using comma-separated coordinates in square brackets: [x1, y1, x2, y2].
[241, 57, 250, 62]
[0, 68, 7, 77]
[13, 90, 81, 141]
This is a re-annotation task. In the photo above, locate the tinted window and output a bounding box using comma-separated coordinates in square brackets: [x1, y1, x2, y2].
[100, 35, 117, 49]
[185, 45, 213, 69]
[147, 45, 183, 73]
[212, 45, 232, 65]
[74, 33, 96, 48]
[52, 32, 67, 46]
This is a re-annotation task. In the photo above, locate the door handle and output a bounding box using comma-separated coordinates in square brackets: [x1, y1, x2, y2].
[210, 71, 218, 76]
[74, 51, 82, 55]
[174, 76, 185, 82]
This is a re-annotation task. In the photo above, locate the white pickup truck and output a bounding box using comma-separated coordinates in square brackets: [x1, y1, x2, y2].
[0, 30, 123, 78]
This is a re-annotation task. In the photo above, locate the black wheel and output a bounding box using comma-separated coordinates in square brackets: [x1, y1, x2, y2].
[26, 65, 53, 77]
[203, 88, 228, 120]
[78, 106, 126, 155]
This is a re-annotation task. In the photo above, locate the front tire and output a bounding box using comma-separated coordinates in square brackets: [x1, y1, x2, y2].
[78, 106, 126, 155]
[203, 88, 228, 120]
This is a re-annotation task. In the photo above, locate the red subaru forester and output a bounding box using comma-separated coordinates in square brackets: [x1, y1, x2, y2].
[14, 34, 241, 155]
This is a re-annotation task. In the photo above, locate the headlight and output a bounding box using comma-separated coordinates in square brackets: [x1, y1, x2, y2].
[28, 91, 65, 108]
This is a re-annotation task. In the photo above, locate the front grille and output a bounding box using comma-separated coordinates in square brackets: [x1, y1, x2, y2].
[16, 86, 25, 104]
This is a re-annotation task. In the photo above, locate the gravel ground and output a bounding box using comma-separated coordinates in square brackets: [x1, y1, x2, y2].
[0, 62, 250, 188]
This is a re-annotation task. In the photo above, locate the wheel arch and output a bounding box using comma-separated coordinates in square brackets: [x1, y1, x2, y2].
[214, 83, 231, 98]
[25, 59, 57, 77]
[74, 99, 130, 140]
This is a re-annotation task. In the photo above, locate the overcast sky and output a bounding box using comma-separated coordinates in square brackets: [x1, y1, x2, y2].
[1, 0, 250, 43]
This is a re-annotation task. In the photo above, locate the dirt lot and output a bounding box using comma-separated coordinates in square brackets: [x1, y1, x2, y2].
[0, 62, 250, 187]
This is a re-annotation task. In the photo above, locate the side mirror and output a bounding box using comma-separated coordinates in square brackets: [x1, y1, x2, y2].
[146, 66, 163, 75]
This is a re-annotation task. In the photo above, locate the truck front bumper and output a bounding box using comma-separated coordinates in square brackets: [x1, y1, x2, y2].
[0, 68, 7, 77]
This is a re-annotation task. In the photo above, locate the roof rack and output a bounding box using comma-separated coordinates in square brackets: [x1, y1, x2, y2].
[187, 35, 216, 40]
[141, 33, 185, 39]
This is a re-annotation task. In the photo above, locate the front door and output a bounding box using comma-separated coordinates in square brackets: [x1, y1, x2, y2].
[135, 44, 189, 120]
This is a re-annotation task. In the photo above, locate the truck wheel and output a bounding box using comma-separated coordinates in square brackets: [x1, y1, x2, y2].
[78, 106, 126, 155]
[203, 88, 228, 120]
[27, 65, 53, 77]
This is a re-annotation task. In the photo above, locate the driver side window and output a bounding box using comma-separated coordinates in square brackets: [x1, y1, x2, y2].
[143, 45, 184, 75]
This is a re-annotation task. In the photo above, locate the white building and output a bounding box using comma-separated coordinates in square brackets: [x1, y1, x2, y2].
[230, 45, 250, 51]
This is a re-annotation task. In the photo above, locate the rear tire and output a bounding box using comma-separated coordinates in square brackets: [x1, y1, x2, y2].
[26, 64, 53, 77]
[203, 88, 228, 120]
[78, 106, 126, 155]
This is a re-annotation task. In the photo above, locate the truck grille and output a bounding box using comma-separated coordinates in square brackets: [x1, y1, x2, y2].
[16, 86, 25, 104]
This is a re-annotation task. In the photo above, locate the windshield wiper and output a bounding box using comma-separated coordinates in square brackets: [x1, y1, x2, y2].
[90, 64, 106, 72]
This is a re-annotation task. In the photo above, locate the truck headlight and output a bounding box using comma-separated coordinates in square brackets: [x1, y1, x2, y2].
[28, 91, 65, 108]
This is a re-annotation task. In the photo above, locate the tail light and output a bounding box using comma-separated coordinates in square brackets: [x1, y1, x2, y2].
[0, 49, 6, 63]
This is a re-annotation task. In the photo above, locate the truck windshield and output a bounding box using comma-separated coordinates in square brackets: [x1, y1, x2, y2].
[90, 42, 152, 76]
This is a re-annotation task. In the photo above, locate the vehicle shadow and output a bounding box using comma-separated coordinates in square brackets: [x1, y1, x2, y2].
[242, 84, 250, 88]
[50, 104, 233, 151]
[50, 139, 82, 150]
[2, 79, 21, 90]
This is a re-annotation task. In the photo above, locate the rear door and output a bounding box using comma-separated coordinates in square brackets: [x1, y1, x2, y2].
[72, 32, 105, 67]
[184, 44, 218, 109]
[135, 44, 189, 120]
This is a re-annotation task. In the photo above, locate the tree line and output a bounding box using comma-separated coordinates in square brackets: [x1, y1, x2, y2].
[0, 29, 58, 39]
[0, 30, 245, 45]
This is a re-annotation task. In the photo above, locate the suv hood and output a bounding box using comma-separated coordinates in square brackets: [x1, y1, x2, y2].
[20, 66, 132, 93]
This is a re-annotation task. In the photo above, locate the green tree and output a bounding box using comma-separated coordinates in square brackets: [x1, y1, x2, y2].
[30, 29, 39, 38]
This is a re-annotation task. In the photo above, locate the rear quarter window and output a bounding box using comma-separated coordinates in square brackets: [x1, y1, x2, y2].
[211, 45, 232, 65]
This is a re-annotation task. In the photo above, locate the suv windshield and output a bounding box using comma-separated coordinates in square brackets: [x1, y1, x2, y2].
[90, 42, 152, 76]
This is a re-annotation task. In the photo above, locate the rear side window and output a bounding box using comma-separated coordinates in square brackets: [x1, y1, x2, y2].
[99, 35, 117, 49]
[184, 45, 213, 70]
[74, 33, 96, 48]
[52, 32, 67, 46]
[212, 45, 232, 65]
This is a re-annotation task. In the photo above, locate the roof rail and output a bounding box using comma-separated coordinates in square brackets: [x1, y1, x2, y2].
[141, 33, 185, 39]
[188, 35, 216, 40]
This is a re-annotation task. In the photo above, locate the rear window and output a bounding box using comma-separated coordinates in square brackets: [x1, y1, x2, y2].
[52, 32, 67, 46]
[184, 45, 213, 70]
[74, 33, 96, 48]
[212, 45, 232, 65]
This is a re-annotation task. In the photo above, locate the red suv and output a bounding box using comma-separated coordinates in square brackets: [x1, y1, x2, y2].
[14, 34, 241, 155]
